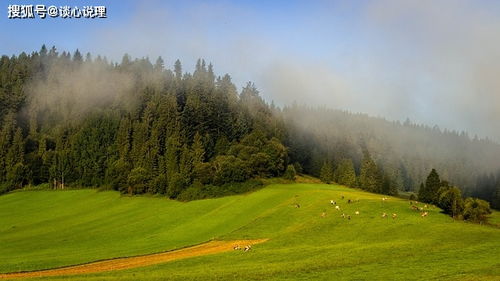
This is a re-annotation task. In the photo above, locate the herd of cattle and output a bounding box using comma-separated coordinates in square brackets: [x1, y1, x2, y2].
[235, 193, 432, 252]
[323, 196, 431, 220]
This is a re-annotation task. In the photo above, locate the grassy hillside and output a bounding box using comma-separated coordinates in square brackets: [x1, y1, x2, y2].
[0, 184, 499, 280]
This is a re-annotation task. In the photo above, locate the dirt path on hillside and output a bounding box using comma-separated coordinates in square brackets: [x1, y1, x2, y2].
[0, 239, 268, 279]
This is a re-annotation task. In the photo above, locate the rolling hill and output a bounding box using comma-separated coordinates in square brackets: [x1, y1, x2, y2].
[0, 183, 499, 280]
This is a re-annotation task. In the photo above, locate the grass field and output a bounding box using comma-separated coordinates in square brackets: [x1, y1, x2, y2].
[0, 184, 499, 280]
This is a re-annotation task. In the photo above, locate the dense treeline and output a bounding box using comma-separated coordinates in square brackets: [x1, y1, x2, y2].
[1, 46, 499, 208]
[317, 152, 398, 196]
[0, 46, 286, 199]
[472, 171, 500, 210]
[282, 106, 500, 208]
[418, 169, 492, 223]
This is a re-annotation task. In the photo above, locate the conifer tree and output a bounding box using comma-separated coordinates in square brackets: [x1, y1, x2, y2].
[40, 44, 47, 57]
[381, 173, 398, 195]
[73, 49, 82, 62]
[191, 132, 205, 167]
[165, 134, 181, 190]
[179, 144, 193, 187]
[154, 56, 164, 72]
[420, 169, 441, 203]
[106, 158, 131, 192]
[359, 152, 382, 193]
[174, 59, 182, 80]
[334, 158, 356, 187]
[0, 114, 16, 182]
[51, 134, 71, 189]
[6, 127, 24, 169]
[418, 182, 425, 201]
[320, 161, 334, 183]
[6, 162, 27, 190]
[130, 121, 148, 168]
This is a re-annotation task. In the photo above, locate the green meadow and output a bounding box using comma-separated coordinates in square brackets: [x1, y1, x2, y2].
[0, 183, 499, 280]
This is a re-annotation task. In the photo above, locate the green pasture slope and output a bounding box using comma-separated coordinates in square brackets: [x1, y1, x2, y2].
[0, 184, 499, 280]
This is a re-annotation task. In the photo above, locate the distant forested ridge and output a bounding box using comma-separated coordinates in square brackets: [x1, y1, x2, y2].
[0, 46, 499, 207]
[283, 106, 500, 208]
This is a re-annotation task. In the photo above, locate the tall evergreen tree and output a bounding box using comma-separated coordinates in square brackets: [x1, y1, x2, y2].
[165, 133, 181, 194]
[419, 169, 441, 204]
[39, 44, 48, 57]
[359, 152, 382, 193]
[179, 144, 193, 187]
[334, 158, 356, 187]
[0, 114, 16, 182]
[174, 59, 182, 80]
[191, 132, 205, 167]
[6, 127, 24, 170]
[154, 56, 164, 72]
[73, 49, 83, 62]
[320, 161, 334, 184]
[115, 118, 132, 161]
[381, 173, 398, 196]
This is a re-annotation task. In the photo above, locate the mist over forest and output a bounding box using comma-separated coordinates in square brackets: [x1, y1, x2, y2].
[63, 0, 500, 143]
[0, 47, 499, 208]
[1, 2, 500, 280]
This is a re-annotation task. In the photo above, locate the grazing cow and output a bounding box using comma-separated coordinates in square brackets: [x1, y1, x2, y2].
[382, 212, 388, 218]
[392, 213, 397, 219]
[382, 197, 388, 202]
[330, 200, 336, 205]
[424, 204, 428, 208]
[341, 213, 346, 218]
[321, 211, 327, 217]
[233, 245, 241, 250]
[410, 205, 419, 210]
[347, 199, 352, 204]
[355, 211, 360, 215]
[421, 212, 428, 217]
[294, 203, 300, 208]
[244, 245, 252, 252]
[347, 215, 351, 220]
[335, 206, 340, 211]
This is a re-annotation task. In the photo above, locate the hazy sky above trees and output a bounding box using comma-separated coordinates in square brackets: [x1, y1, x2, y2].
[2, 0, 500, 141]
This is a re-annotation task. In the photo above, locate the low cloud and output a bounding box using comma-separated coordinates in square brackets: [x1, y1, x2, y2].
[27, 60, 136, 122]
[73, 0, 500, 140]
